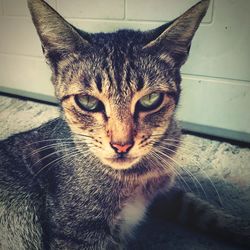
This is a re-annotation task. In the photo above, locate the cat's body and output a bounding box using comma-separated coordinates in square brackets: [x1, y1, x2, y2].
[1, 117, 249, 250]
[0, 118, 177, 249]
[0, 0, 249, 249]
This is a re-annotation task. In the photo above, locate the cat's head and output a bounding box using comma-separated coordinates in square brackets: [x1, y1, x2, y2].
[28, 0, 209, 170]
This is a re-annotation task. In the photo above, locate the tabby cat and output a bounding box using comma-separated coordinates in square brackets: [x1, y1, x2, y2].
[0, 0, 249, 249]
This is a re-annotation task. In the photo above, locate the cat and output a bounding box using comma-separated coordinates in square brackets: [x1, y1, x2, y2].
[0, 0, 249, 249]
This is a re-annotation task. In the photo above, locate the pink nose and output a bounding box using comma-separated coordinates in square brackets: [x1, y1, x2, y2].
[110, 143, 133, 154]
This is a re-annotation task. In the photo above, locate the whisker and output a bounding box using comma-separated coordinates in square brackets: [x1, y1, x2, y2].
[27, 140, 94, 158]
[26, 138, 78, 146]
[153, 147, 208, 201]
[149, 150, 190, 193]
[150, 135, 198, 147]
[168, 145, 223, 206]
[196, 167, 223, 206]
[161, 139, 197, 148]
[32, 150, 82, 178]
[154, 139, 194, 148]
[72, 133, 101, 140]
[30, 148, 71, 169]
[32, 149, 93, 179]
[26, 134, 100, 147]
[30, 143, 93, 168]
[149, 140, 179, 148]
[27, 142, 79, 157]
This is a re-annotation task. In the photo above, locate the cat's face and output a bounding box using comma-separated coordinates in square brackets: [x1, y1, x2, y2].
[58, 44, 179, 169]
[28, 0, 210, 170]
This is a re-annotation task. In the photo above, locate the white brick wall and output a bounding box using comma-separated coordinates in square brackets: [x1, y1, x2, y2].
[0, 0, 213, 20]
[0, 1, 3, 15]
[125, 0, 213, 22]
[58, 0, 124, 19]
[0, 53, 54, 96]
[2, 0, 56, 16]
[0, 18, 41, 56]
[0, 0, 250, 142]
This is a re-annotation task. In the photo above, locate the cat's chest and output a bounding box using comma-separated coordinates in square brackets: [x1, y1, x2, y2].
[116, 174, 173, 239]
[118, 188, 148, 239]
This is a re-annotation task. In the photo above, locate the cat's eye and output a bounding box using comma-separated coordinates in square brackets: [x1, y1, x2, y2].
[137, 92, 164, 111]
[75, 95, 104, 112]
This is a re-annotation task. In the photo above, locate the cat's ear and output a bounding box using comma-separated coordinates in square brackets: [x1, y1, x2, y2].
[28, 0, 90, 63]
[143, 0, 210, 66]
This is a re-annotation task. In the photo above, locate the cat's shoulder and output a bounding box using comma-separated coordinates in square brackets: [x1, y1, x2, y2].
[1, 118, 65, 147]
[0, 118, 68, 191]
[0, 118, 68, 168]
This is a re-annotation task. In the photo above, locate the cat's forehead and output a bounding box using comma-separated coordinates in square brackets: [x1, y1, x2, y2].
[56, 31, 178, 101]
[80, 51, 175, 101]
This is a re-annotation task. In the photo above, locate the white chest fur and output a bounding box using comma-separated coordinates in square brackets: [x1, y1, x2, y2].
[117, 173, 172, 241]
[119, 191, 148, 239]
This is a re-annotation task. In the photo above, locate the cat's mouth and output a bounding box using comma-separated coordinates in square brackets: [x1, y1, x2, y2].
[104, 156, 139, 169]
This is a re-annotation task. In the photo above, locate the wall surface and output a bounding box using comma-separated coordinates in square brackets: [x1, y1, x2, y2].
[0, 0, 249, 142]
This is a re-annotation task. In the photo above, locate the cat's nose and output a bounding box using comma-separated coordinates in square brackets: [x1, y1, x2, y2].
[110, 142, 134, 154]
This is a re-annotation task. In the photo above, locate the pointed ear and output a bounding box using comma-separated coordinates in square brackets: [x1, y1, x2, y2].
[28, 0, 90, 62]
[143, 0, 210, 66]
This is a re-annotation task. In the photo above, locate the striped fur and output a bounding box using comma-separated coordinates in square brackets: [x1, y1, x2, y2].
[0, 0, 249, 249]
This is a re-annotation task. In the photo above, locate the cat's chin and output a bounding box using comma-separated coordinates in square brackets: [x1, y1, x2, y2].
[103, 157, 139, 170]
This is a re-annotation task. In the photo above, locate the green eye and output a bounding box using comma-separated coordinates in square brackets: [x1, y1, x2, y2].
[75, 95, 103, 112]
[137, 92, 164, 111]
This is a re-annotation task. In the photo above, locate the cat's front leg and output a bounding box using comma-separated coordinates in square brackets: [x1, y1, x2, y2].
[150, 188, 250, 248]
